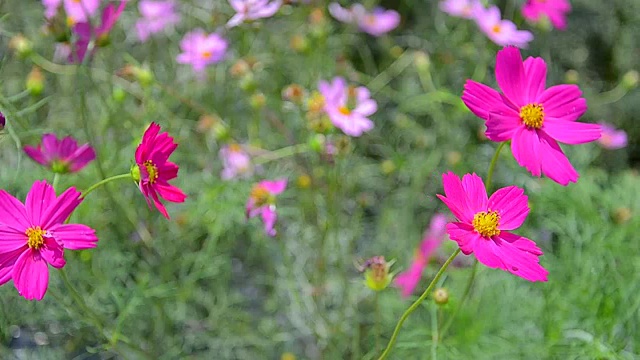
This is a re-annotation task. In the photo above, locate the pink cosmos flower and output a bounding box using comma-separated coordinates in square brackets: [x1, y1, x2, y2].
[462, 47, 601, 185]
[133, 122, 187, 219]
[64, 0, 101, 25]
[439, 0, 481, 19]
[226, 0, 282, 28]
[42, 0, 62, 19]
[0, 180, 98, 300]
[135, 0, 181, 42]
[394, 214, 448, 297]
[176, 30, 228, 73]
[23, 134, 96, 174]
[70, 2, 127, 63]
[437, 172, 548, 282]
[597, 123, 627, 150]
[328, 3, 400, 36]
[246, 179, 287, 237]
[220, 144, 254, 180]
[474, 5, 533, 48]
[318, 77, 377, 137]
[0, 111, 5, 129]
[522, 0, 571, 30]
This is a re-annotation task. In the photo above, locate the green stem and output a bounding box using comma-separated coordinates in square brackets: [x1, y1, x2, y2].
[439, 260, 478, 338]
[252, 144, 310, 165]
[81, 173, 132, 199]
[52, 173, 60, 193]
[375, 291, 381, 353]
[59, 268, 104, 333]
[431, 302, 438, 360]
[485, 141, 507, 191]
[377, 249, 461, 360]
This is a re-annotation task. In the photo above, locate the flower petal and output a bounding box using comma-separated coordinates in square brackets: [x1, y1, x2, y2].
[495, 46, 527, 106]
[461, 173, 488, 214]
[445, 222, 480, 255]
[40, 237, 66, 268]
[50, 224, 98, 250]
[493, 232, 548, 281]
[437, 172, 474, 223]
[486, 111, 521, 142]
[523, 56, 546, 101]
[543, 119, 601, 144]
[511, 127, 542, 177]
[26, 180, 57, 226]
[462, 80, 517, 121]
[0, 190, 30, 230]
[0, 226, 28, 253]
[13, 249, 50, 301]
[41, 186, 83, 229]
[538, 84, 587, 121]
[0, 246, 26, 285]
[23, 146, 49, 166]
[394, 257, 425, 298]
[538, 131, 578, 185]
[261, 206, 277, 237]
[488, 186, 529, 231]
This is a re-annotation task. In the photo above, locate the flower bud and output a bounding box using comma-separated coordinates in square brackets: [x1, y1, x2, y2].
[112, 87, 126, 103]
[239, 74, 258, 93]
[612, 207, 632, 224]
[360, 256, 393, 291]
[134, 67, 154, 87]
[281, 352, 296, 360]
[26, 67, 45, 96]
[282, 84, 306, 104]
[389, 46, 403, 59]
[130, 164, 141, 183]
[564, 70, 579, 84]
[296, 174, 312, 189]
[290, 34, 309, 53]
[249, 92, 266, 109]
[414, 51, 430, 73]
[308, 134, 326, 153]
[446, 151, 461, 166]
[197, 114, 230, 141]
[621, 70, 639, 90]
[433, 287, 449, 305]
[9, 35, 33, 58]
[230, 59, 251, 78]
[381, 160, 396, 175]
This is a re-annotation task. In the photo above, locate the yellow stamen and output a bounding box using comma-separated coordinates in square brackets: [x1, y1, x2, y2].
[250, 186, 272, 207]
[26, 226, 46, 250]
[472, 211, 501, 237]
[228, 143, 242, 152]
[520, 103, 545, 129]
[338, 106, 351, 115]
[144, 160, 159, 184]
[492, 25, 501, 34]
[202, 51, 212, 59]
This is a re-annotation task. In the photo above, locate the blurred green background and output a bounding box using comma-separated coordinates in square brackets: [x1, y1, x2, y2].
[0, 0, 638, 359]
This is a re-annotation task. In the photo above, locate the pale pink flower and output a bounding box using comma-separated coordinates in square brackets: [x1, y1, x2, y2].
[42, 0, 62, 19]
[176, 29, 228, 73]
[597, 123, 627, 150]
[437, 172, 548, 282]
[474, 5, 533, 48]
[70, 1, 127, 63]
[328, 3, 400, 36]
[246, 179, 287, 237]
[522, 0, 571, 30]
[462, 47, 601, 185]
[220, 144, 253, 180]
[135, 0, 181, 42]
[318, 77, 377, 137]
[0, 180, 98, 300]
[23, 134, 96, 174]
[64, 0, 101, 25]
[439, 0, 481, 19]
[394, 214, 448, 297]
[227, 0, 282, 28]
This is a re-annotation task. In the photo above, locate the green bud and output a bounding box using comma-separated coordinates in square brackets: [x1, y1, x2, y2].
[239, 74, 258, 93]
[434, 288, 449, 305]
[9, 35, 33, 58]
[381, 160, 396, 175]
[414, 51, 430, 73]
[26, 67, 45, 96]
[131, 164, 141, 183]
[308, 134, 326, 153]
[112, 87, 126, 103]
[621, 70, 639, 90]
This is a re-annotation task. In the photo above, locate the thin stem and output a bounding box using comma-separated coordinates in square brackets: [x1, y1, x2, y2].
[252, 144, 310, 165]
[431, 303, 438, 360]
[485, 141, 507, 191]
[52, 173, 60, 193]
[375, 291, 381, 353]
[439, 260, 478, 338]
[81, 173, 132, 199]
[59, 268, 104, 333]
[377, 249, 461, 360]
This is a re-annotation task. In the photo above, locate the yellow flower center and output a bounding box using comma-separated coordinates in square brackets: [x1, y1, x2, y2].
[520, 103, 545, 129]
[338, 106, 351, 115]
[66, 17, 76, 27]
[492, 25, 502, 34]
[144, 160, 159, 184]
[202, 51, 212, 59]
[472, 211, 501, 238]
[250, 186, 273, 207]
[26, 226, 46, 250]
[228, 143, 242, 152]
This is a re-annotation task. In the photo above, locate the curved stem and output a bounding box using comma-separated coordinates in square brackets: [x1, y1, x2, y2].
[59, 267, 104, 333]
[81, 173, 132, 199]
[485, 141, 507, 191]
[252, 144, 310, 165]
[378, 249, 461, 360]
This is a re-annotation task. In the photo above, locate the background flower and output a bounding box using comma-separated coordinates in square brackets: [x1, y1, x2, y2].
[176, 30, 228, 73]
[23, 134, 96, 174]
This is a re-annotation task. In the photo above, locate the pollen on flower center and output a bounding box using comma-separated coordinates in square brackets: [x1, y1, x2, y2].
[492, 25, 502, 34]
[144, 160, 159, 183]
[520, 103, 545, 129]
[202, 51, 212, 59]
[250, 186, 272, 207]
[472, 211, 501, 238]
[338, 106, 351, 115]
[26, 226, 46, 250]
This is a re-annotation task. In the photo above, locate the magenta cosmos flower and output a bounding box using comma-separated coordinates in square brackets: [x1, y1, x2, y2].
[0, 111, 5, 129]
[133, 123, 187, 219]
[439, 0, 481, 19]
[135, 0, 181, 42]
[246, 179, 287, 237]
[176, 30, 228, 73]
[462, 47, 601, 185]
[226, 0, 282, 28]
[474, 5, 533, 48]
[328, 3, 400, 36]
[70, 2, 127, 63]
[318, 77, 377, 137]
[220, 144, 254, 180]
[64, 0, 101, 25]
[437, 172, 548, 282]
[394, 214, 448, 297]
[23, 134, 96, 174]
[597, 123, 627, 150]
[0, 181, 98, 300]
[522, 0, 571, 30]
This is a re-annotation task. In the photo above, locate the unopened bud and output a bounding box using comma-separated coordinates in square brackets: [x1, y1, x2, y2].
[381, 160, 396, 175]
[239, 74, 258, 93]
[389, 46, 403, 59]
[26, 67, 45, 96]
[446, 151, 461, 166]
[414, 51, 430, 72]
[9, 35, 33, 58]
[250, 92, 267, 109]
[130, 164, 141, 183]
[112, 87, 126, 103]
[309, 8, 325, 26]
[281, 353, 296, 360]
[290, 34, 309, 53]
[564, 70, 579, 84]
[198, 114, 230, 141]
[621, 70, 639, 90]
[0, 111, 5, 130]
[230, 59, 251, 78]
[612, 207, 632, 224]
[308, 134, 326, 153]
[296, 174, 312, 189]
[361, 256, 393, 291]
[433, 288, 449, 305]
[335, 135, 352, 155]
[134, 67, 154, 87]
[282, 84, 306, 104]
